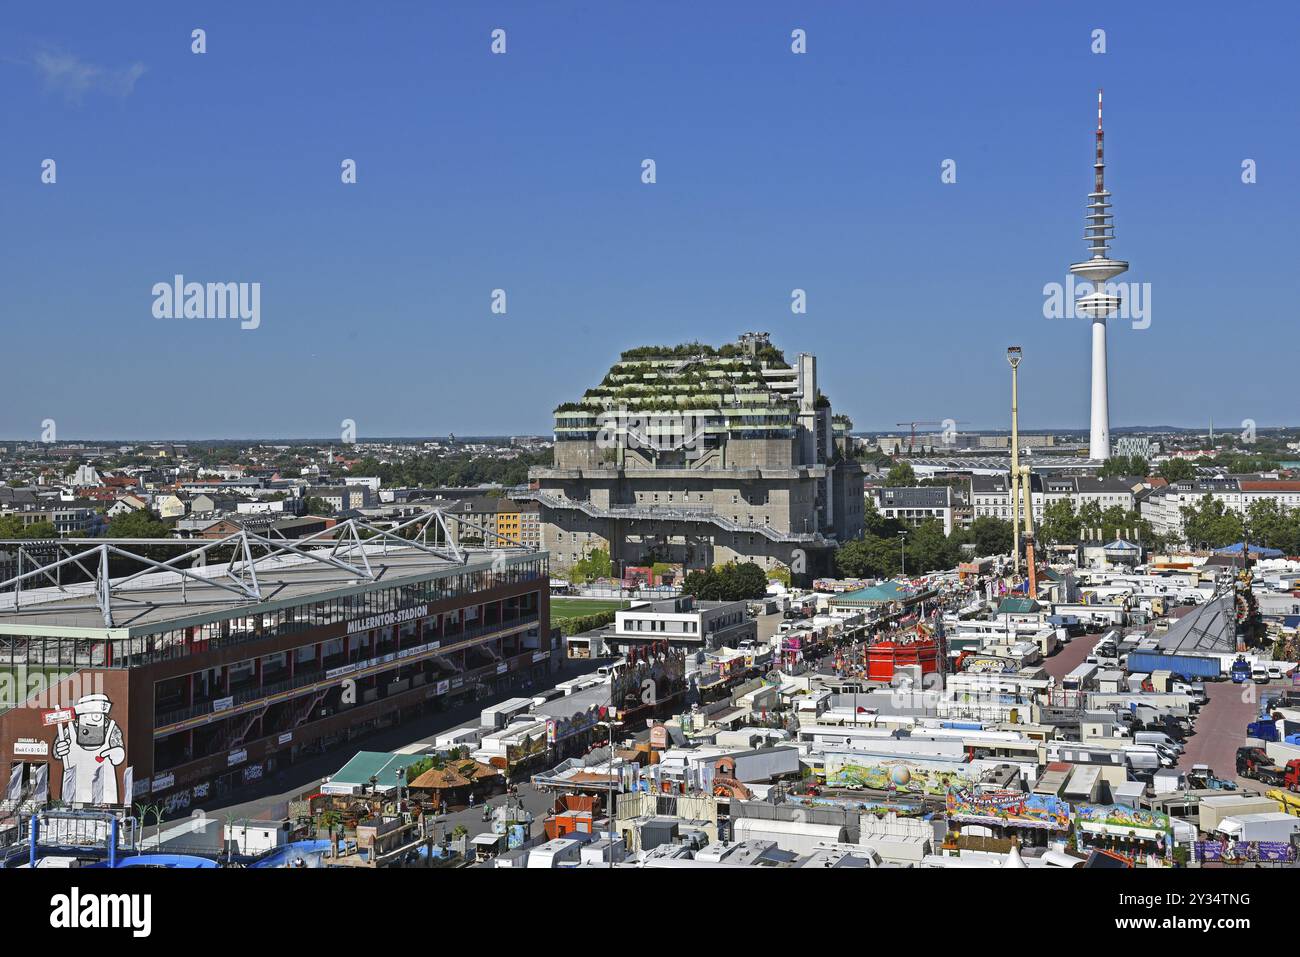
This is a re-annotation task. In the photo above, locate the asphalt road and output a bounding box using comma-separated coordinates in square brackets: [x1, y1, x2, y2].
[1042, 630, 1104, 681]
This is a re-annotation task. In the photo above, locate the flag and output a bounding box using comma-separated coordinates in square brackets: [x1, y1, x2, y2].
[62, 763, 77, 803]
[122, 766, 134, 807]
[6, 763, 22, 803]
[33, 764, 48, 803]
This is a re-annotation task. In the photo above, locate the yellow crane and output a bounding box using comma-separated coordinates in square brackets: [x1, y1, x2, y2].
[1267, 789, 1300, 816]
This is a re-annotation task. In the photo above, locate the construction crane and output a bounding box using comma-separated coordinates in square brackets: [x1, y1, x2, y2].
[893, 420, 969, 455]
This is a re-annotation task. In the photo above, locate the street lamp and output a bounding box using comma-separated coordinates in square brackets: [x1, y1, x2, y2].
[596, 716, 624, 872]
[900, 531, 908, 576]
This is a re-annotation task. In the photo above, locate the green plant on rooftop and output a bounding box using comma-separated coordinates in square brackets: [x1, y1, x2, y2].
[619, 342, 718, 361]
[618, 341, 788, 366]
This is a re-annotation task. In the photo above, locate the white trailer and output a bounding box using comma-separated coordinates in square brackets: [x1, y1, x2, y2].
[1214, 812, 1300, 844]
[480, 697, 534, 730]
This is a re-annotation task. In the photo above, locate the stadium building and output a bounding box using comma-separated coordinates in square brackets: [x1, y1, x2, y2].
[0, 512, 550, 811]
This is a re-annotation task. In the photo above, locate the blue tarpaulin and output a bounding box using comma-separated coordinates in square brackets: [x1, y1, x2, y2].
[1214, 542, 1283, 557]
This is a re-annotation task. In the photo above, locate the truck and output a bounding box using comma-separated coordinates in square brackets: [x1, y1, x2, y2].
[1126, 650, 1221, 682]
[1047, 614, 1084, 639]
[1230, 656, 1253, 684]
[480, 697, 534, 730]
[1214, 812, 1300, 844]
[1187, 764, 1236, 791]
[1247, 718, 1280, 742]
[1235, 747, 1300, 790]
[1061, 662, 1099, 694]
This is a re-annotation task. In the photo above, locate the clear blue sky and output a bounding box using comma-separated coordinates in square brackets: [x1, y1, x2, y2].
[2, 1, 1296, 440]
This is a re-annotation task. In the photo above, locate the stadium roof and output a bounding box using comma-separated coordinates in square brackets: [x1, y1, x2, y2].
[0, 511, 540, 636]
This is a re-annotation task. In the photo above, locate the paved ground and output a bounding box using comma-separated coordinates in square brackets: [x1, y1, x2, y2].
[1042, 630, 1104, 680]
[1177, 678, 1271, 789]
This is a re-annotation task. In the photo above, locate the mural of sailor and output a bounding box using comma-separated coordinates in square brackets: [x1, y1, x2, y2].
[52, 693, 125, 805]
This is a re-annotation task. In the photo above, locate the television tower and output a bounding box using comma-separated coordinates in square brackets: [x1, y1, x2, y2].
[1069, 89, 1128, 461]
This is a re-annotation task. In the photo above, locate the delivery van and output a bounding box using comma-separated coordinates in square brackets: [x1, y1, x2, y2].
[1135, 730, 1182, 753]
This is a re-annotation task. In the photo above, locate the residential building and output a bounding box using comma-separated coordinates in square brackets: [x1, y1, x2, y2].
[0, 504, 103, 537]
[607, 595, 755, 656]
[1114, 436, 1158, 460]
[306, 484, 373, 513]
[873, 486, 954, 535]
[972, 474, 1137, 525]
[1141, 478, 1300, 542]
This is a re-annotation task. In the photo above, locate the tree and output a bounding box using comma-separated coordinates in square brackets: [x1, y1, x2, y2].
[304, 497, 334, 516]
[722, 562, 769, 600]
[964, 516, 1013, 556]
[1157, 458, 1196, 483]
[834, 538, 876, 578]
[1097, 455, 1147, 479]
[862, 498, 902, 538]
[0, 515, 56, 539]
[1038, 499, 1081, 545]
[835, 535, 901, 579]
[884, 462, 917, 487]
[569, 549, 613, 584]
[1180, 494, 1244, 549]
[681, 568, 724, 600]
[107, 509, 171, 538]
[1245, 499, 1300, 554]
[903, 519, 960, 574]
[680, 563, 769, 601]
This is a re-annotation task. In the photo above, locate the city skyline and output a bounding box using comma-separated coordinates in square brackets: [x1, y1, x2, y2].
[3, 2, 1295, 439]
